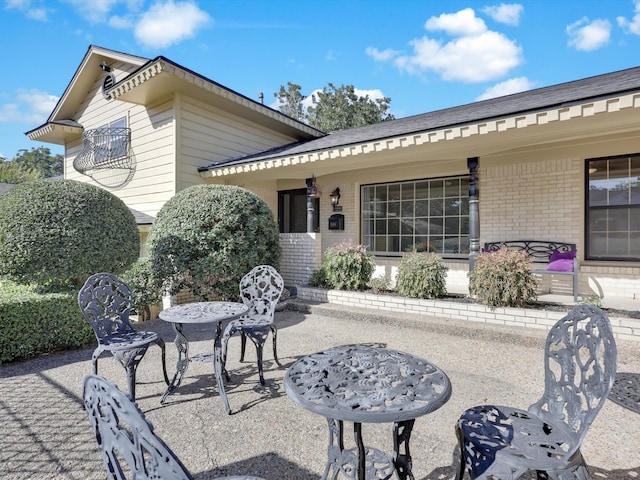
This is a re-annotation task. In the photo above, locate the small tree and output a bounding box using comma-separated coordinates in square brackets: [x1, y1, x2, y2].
[0, 178, 139, 288]
[146, 184, 281, 301]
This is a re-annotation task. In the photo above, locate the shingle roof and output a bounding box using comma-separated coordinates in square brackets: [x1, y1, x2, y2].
[200, 65, 640, 172]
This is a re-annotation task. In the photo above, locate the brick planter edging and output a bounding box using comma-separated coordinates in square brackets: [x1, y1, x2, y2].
[296, 286, 640, 342]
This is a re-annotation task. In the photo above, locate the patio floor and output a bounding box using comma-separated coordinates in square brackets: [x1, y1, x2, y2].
[1, 304, 639, 479]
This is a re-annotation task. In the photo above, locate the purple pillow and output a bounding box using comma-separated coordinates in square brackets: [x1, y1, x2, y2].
[549, 249, 576, 262]
[547, 258, 574, 272]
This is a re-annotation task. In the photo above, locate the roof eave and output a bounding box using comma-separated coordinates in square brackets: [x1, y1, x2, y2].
[199, 91, 640, 179]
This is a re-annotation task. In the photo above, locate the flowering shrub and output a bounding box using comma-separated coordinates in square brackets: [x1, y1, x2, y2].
[469, 247, 539, 307]
[314, 241, 375, 291]
[395, 252, 448, 299]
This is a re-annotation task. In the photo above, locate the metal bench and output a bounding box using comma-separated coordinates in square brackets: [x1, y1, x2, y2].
[484, 240, 578, 302]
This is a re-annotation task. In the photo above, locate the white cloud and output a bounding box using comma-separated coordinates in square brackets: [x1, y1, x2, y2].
[481, 4, 523, 26]
[425, 8, 487, 36]
[0, 89, 58, 124]
[365, 46, 400, 62]
[567, 18, 611, 51]
[370, 8, 522, 84]
[476, 77, 534, 101]
[134, 0, 211, 49]
[617, 0, 640, 35]
[5, 0, 49, 21]
[63, 0, 121, 24]
[396, 30, 522, 82]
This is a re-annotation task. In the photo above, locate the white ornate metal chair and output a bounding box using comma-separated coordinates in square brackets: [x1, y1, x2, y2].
[78, 272, 169, 400]
[83, 374, 264, 480]
[222, 265, 284, 385]
[454, 304, 617, 480]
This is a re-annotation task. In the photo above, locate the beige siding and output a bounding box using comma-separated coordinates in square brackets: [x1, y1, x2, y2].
[177, 95, 299, 192]
[65, 73, 177, 220]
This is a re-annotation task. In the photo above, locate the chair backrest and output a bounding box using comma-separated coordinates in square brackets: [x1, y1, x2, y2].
[528, 304, 617, 452]
[83, 374, 193, 480]
[238, 265, 284, 319]
[78, 272, 136, 340]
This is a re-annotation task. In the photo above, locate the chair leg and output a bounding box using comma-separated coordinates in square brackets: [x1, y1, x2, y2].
[255, 342, 265, 386]
[154, 338, 170, 386]
[239, 332, 247, 362]
[454, 424, 467, 480]
[270, 325, 281, 366]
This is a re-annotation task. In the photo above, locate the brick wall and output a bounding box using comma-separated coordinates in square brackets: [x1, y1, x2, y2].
[279, 233, 322, 287]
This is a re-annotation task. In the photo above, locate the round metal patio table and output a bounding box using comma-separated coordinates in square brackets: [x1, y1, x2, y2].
[608, 372, 640, 414]
[284, 344, 452, 480]
[159, 301, 248, 414]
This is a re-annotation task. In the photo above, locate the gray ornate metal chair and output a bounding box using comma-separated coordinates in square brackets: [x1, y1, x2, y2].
[78, 272, 169, 400]
[83, 374, 265, 480]
[222, 265, 285, 385]
[455, 304, 617, 480]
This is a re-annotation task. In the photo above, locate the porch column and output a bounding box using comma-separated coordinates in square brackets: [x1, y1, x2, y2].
[305, 177, 315, 233]
[468, 157, 480, 270]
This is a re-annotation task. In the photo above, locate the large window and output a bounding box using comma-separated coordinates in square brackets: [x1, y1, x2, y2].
[361, 176, 469, 256]
[278, 188, 319, 233]
[586, 154, 640, 261]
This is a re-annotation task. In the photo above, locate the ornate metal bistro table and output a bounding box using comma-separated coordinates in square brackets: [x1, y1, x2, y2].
[284, 344, 452, 480]
[608, 372, 640, 414]
[158, 301, 248, 414]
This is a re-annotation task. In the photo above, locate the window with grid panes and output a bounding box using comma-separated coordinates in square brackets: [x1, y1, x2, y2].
[361, 176, 470, 256]
[586, 154, 640, 261]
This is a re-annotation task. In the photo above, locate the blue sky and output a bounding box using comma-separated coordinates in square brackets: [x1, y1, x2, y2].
[2, 0, 640, 161]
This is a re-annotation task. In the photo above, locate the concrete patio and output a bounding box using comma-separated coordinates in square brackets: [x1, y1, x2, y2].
[1, 301, 639, 479]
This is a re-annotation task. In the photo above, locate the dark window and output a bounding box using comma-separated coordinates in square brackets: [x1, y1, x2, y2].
[278, 188, 319, 233]
[586, 154, 640, 261]
[361, 176, 469, 256]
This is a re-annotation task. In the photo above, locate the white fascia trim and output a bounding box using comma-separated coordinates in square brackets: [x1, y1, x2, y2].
[26, 122, 83, 141]
[108, 60, 321, 137]
[202, 92, 640, 178]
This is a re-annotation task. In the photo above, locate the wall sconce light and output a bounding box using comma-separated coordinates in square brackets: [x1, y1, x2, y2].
[330, 187, 342, 212]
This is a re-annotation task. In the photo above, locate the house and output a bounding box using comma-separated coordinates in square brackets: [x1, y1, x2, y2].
[28, 45, 640, 300]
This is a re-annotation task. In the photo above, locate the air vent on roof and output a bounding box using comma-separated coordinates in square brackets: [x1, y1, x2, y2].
[102, 73, 115, 100]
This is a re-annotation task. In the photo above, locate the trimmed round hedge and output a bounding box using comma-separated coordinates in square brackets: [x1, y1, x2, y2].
[0, 178, 139, 286]
[147, 184, 281, 301]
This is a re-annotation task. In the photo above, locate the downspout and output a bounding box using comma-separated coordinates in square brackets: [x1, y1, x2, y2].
[468, 157, 480, 270]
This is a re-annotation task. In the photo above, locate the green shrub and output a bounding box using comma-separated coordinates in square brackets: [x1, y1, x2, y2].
[120, 258, 161, 321]
[368, 276, 391, 294]
[0, 280, 94, 364]
[469, 247, 539, 307]
[320, 241, 375, 291]
[308, 267, 331, 288]
[395, 252, 448, 299]
[0, 178, 139, 287]
[146, 184, 281, 301]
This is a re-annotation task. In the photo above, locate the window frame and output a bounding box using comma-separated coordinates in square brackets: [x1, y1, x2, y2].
[94, 117, 128, 164]
[360, 175, 470, 258]
[585, 153, 640, 262]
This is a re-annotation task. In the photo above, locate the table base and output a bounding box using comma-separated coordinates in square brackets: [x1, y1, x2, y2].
[323, 418, 415, 480]
[160, 321, 232, 414]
